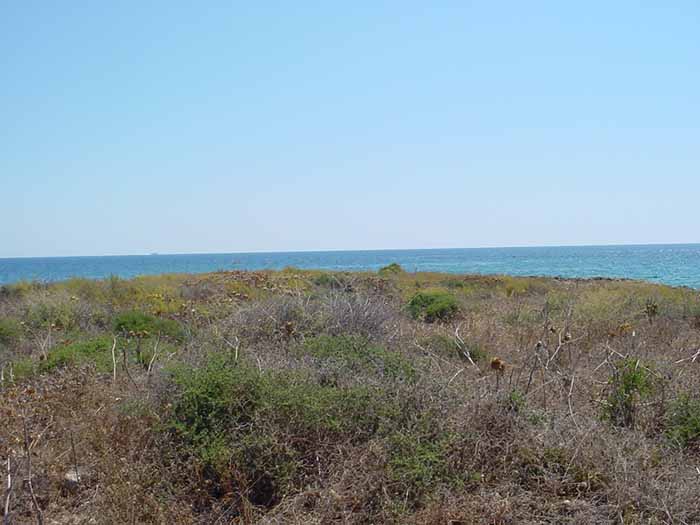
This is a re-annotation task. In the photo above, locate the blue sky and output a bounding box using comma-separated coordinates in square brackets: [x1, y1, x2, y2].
[2, 1, 698, 257]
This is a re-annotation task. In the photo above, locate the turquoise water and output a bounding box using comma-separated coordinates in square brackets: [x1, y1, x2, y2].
[1, 244, 699, 288]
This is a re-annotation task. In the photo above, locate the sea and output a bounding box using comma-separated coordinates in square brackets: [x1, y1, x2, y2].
[1, 244, 699, 289]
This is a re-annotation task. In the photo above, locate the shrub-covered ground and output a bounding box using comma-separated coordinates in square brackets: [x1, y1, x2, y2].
[1, 268, 700, 524]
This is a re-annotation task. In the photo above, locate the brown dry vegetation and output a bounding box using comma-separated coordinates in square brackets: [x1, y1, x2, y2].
[2, 267, 700, 524]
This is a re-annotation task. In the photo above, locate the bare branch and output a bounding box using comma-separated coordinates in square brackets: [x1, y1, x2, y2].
[147, 334, 162, 380]
[110, 336, 117, 383]
[22, 416, 43, 525]
[454, 323, 478, 369]
[3, 455, 13, 525]
[69, 431, 80, 491]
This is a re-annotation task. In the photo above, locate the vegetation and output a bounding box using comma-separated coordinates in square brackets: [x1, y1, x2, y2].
[300, 334, 416, 381]
[1, 268, 700, 523]
[42, 336, 115, 373]
[113, 309, 184, 340]
[0, 317, 21, 347]
[602, 358, 656, 428]
[407, 290, 460, 322]
[378, 262, 405, 276]
[666, 394, 700, 449]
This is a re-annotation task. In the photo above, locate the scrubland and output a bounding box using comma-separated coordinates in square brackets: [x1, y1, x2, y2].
[1, 266, 700, 524]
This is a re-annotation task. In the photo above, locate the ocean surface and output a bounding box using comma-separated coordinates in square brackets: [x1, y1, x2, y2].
[1, 244, 699, 288]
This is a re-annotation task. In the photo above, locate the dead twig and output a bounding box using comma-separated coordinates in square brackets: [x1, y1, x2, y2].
[455, 323, 479, 369]
[674, 348, 700, 364]
[567, 373, 581, 430]
[447, 368, 465, 387]
[3, 455, 14, 525]
[22, 415, 43, 525]
[69, 431, 80, 490]
[223, 336, 240, 362]
[147, 334, 161, 380]
[110, 336, 117, 383]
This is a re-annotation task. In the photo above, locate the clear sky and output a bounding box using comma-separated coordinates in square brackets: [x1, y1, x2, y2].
[2, 2, 699, 257]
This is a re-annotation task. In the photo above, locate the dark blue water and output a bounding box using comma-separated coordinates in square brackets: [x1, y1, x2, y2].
[1, 244, 699, 288]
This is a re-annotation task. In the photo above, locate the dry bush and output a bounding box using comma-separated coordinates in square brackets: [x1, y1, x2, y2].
[219, 291, 397, 351]
[318, 292, 398, 340]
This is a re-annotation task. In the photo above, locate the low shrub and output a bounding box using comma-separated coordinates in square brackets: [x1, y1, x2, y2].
[8, 336, 116, 381]
[168, 356, 401, 507]
[321, 293, 395, 339]
[232, 296, 322, 345]
[666, 394, 700, 449]
[169, 357, 265, 464]
[42, 336, 115, 373]
[312, 272, 352, 291]
[113, 310, 184, 340]
[507, 388, 526, 413]
[602, 358, 655, 428]
[502, 276, 529, 297]
[378, 263, 404, 276]
[5, 357, 35, 381]
[170, 357, 397, 450]
[0, 280, 41, 299]
[0, 318, 22, 348]
[644, 298, 660, 324]
[265, 376, 392, 437]
[423, 333, 487, 362]
[407, 291, 459, 322]
[440, 278, 466, 289]
[179, 280, 222, 301]
[301, 334, 416, 381]
[61, 278, 107, 302]
[229, 432, 298, 507]
[386, 421, 463, 505]
[23, 295, 83, 331]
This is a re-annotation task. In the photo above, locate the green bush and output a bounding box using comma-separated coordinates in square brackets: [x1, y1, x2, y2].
[0, 318, 22, 347]
[602, 358, 655, 427]
[168, 356, 402, 505]
[301, 334, 416, 381]
[388, 432, 449, 489]
[169, 358, 263, 462]
[644, 298, 660, 324]
[113, 310, 155, 334]
[507, 389, 526, 413]
[7, 357, 35, 381]
[423, 334, 486, 362]
[0, 281, 39, 299]
[229, 433, 298, 506]
[440, 278, 466, 289]
[113, 310, 184, 340]
[666, 395, 700, 449]
[378, 263, 404, 276]
[169, 356, 396, 462]
[266, 377, 391, 437]
[8, 336, 116, 382]
[61, 278, 106, 302]
[312, 272, 352, 291]
[502, 276, 530, 297]
[23, 298, 81, 331]
[407, 291, 460, 322]
[42, 336, 115, 373]
[387, 425, 462, 504]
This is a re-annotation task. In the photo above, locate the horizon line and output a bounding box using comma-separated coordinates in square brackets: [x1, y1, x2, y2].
[1, 241, 699, 260]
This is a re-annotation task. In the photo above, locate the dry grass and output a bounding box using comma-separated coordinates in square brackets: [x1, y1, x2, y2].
[1, 269, 700, 524]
